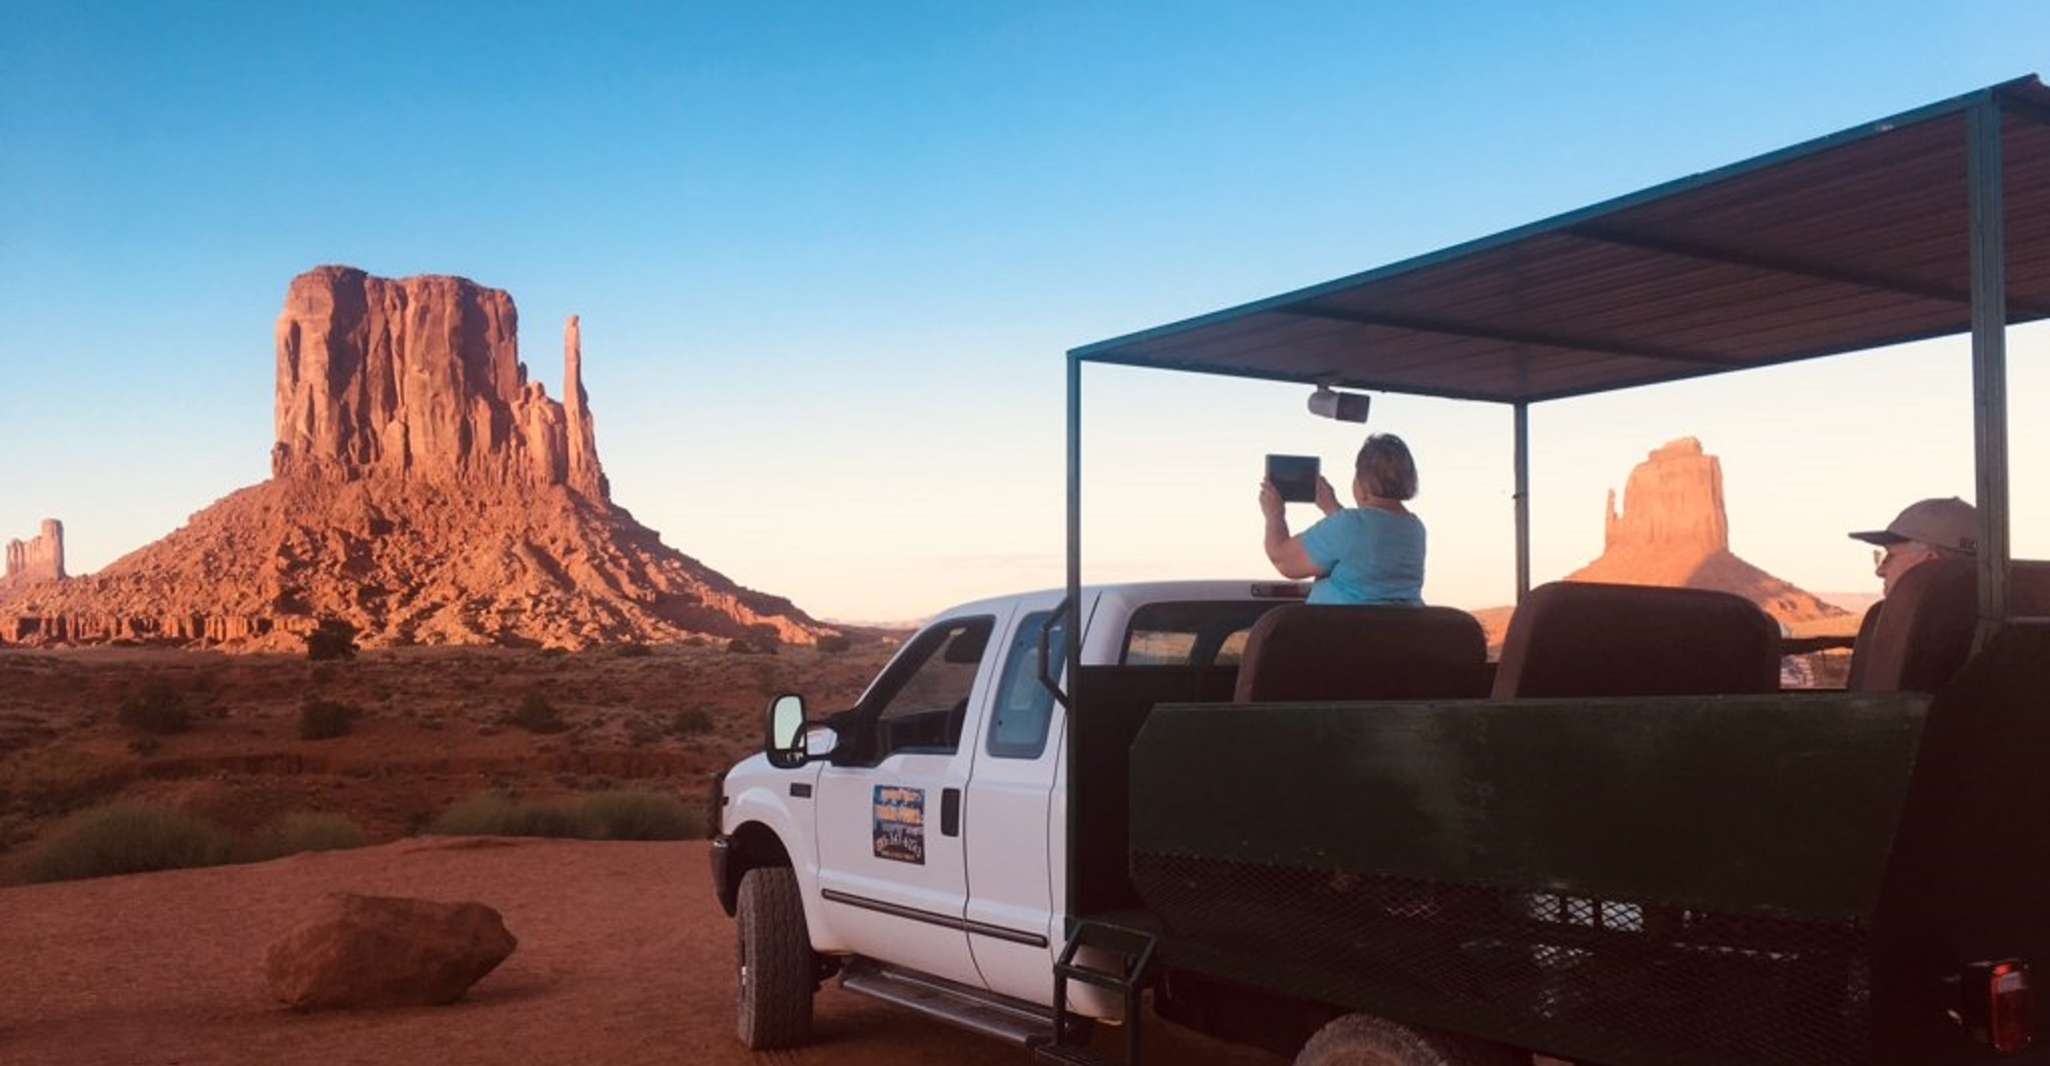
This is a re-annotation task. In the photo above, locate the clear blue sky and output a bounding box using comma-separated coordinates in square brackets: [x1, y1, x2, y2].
[2, 2, 2045, 621]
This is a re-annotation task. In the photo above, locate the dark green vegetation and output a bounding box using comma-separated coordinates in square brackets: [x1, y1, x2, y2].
[509, 691, 567, 733]
[116, 683, 191, 735]
[24, 804, 368, 884]
[302, 618, 359, 661]
[296, 696, 359, 740]
[429, 789, 702, 841]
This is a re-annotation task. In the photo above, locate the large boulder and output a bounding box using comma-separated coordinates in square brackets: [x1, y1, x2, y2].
[264, 893, 517, 1010]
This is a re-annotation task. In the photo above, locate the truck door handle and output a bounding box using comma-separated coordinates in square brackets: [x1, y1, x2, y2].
[941, 788, 961, 837]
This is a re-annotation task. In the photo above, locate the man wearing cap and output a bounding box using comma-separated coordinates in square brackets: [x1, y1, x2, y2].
[1848, 497, 1979, 597]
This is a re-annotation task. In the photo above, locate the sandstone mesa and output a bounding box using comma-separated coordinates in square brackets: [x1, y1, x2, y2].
[0, 266, 830, 650]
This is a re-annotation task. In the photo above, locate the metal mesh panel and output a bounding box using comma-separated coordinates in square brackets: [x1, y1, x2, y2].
[1131, 852, 1872, 1066]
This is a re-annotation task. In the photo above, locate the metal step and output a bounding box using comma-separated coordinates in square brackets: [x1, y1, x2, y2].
[840, 959, 1057, 1047]
[1032, 1043, 1116, 1066]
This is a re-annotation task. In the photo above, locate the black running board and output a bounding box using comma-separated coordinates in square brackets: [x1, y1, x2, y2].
[840, 959, 1057, 1047]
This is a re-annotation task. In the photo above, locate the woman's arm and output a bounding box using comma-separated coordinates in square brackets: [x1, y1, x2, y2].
[1260, 480, 1324, 580]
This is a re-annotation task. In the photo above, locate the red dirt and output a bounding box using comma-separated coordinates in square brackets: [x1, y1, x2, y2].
[0, 836, 1285, 1066]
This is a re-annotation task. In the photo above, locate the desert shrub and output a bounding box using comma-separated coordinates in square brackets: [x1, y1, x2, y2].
[303, 618, 359, 662]
[817, 634, 852, 654]
[726, 636, 777, 656]
[297, 697, 359, 740]
[117, 683, 191, 735]
[510, 692, 568, 734]
[241, 811, 368, 861]
[610, 642, 653, 659]
[681, 635, 708, 647]
[427, 790, 699, 841]
[580, 790, 702, 840]
[625, 716, 664, 747]
[669, 707, 715, 737]
[25, 803, 236, 883]
[429, 791, 595, 838]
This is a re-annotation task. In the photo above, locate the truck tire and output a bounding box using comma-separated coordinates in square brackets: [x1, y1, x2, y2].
[735, 866, 813, 1049]
[1295, 1014, 1530, 1066]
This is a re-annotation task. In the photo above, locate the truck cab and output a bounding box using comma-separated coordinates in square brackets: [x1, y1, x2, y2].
[711, 581, 1303, 1045]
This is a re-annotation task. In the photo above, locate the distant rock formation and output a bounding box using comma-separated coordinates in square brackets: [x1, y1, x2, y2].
[3, 519, 65, 585]
[1, 267, 830, 650]
[1568, 438, 1846, 625]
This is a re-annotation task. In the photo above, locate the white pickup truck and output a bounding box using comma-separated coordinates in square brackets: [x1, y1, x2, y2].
[709, 580, 1306, 1058]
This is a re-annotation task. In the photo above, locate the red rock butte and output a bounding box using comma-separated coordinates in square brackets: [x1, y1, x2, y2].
[1567, 437, 1847, 627]
[2, 519, 65, 586]
[0, 266, 832, 650]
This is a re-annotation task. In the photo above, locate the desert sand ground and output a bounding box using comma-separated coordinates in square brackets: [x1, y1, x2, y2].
[0, 835, 1287, 1066]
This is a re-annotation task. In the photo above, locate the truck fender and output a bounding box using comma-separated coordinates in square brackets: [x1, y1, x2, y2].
[719, 783, 850, 953]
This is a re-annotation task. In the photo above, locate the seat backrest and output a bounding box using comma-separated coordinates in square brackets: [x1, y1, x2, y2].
[1849, 558, 2050, 692]
[1493, 581, 1779, 699]
[1233, 604, 1489, 703]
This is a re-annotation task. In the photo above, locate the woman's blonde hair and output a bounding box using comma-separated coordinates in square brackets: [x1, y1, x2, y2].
[1355, 434, 1418, 501]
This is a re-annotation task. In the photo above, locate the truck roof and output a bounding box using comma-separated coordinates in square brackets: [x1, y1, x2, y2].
[1069, 75, 2050, 405]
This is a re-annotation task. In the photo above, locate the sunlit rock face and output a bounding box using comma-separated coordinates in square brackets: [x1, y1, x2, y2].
[271, 266, 608, 502]
[1568, 437, 1844, 626]
[3, 519, 65, 584]
[1, 268, 830, 651]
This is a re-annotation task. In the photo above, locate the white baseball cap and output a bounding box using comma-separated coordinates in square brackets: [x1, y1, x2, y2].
[1848, 497, 1979, 553]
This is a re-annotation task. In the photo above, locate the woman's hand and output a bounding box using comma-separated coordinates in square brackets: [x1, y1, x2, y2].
[1258, 479, 1284, 520]
[1314, 475, 1341, 516]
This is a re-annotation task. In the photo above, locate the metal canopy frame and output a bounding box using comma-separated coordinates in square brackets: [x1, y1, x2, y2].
[1058, 77, 2047, 931]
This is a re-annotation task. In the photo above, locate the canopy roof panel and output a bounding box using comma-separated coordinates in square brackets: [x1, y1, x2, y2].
[1071, 77, 2050, 404]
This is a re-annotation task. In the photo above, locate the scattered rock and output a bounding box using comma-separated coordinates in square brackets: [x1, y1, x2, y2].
[264, 893, 516, 1010]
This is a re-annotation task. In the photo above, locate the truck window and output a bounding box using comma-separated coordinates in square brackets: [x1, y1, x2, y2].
[870, 615, 995, 757]
[987, 609, 1069, 759]
[1121, 601, 1282, 668]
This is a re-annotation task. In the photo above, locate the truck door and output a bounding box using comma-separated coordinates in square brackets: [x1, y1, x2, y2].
[814, 608, 1011, 988]
[963, 591, 1092, 1003]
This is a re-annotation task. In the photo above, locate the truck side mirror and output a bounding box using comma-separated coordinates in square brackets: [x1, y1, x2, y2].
[766, 694, 808, 768]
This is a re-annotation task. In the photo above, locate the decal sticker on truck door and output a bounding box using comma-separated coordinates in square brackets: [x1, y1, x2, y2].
[873, 785, 926, 864]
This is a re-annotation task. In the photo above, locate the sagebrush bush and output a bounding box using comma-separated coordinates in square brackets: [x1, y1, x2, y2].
[817, 634, 852, 654]
[430, 791, 595, 838]
[303, 618, 359, 661]
[117, 683, 191, 735]
[510, 692, 568, 733]
[25, 803, 235, 883]
[428, 789, 700, 841]
[726, 637, 776, 656]
[242, 812, 368, 861]
[669, 707, 714, 737]
[297, 697, 359, 740]
[580, 790, 702, 840]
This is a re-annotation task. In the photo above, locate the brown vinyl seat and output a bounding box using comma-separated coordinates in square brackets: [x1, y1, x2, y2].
[1848, 558, 2050, 692]
[1492, 582, 1779, 699]
[1233, 604, 1489, 703]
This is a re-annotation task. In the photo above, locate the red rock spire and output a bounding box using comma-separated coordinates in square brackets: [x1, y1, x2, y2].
[563, 315, 608, 501]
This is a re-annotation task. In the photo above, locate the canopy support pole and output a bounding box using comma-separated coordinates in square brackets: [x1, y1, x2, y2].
[1967, 98, 2011, 641]
[1062, 351, 1083, 933]
[1513, 402, 1531, 603]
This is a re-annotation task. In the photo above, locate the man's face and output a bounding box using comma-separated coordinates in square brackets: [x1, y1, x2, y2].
[1873, 541, 1938, 597]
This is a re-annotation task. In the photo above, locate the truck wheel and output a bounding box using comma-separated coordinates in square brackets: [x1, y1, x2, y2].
[735, 866, 813, 1048]
[1295, 1014, 1530, 1066]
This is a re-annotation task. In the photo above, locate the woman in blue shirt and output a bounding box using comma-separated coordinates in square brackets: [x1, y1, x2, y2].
[1258, 433, 1425, 605]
